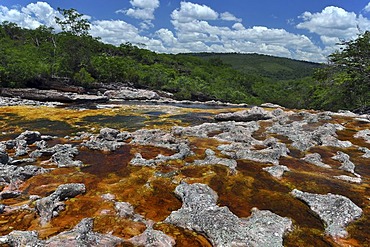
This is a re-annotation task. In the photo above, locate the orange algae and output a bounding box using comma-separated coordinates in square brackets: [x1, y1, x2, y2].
[0, 105, 369, 246]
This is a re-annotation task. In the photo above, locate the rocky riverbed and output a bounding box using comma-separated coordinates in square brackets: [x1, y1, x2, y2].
[0, 87, 369, 247]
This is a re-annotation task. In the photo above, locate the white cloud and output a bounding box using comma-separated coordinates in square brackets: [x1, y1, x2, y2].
[171, 2, 218, 23]
[118, 0, 159, 21]
[221, 12, 242, 22]
[117, 0, 159, 29]
[0, 2, 61, 30]
[232, 23, 245, 30]
[364, 2, 370, 12]
[296, 6, 370, 46]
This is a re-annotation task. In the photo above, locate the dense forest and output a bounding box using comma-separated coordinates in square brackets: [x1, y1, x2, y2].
[0, 8, 369, 111]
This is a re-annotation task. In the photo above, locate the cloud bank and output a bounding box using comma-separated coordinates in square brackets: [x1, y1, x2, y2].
[1, 1, 370, 62]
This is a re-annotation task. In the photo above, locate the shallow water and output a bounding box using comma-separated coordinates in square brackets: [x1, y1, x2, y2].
[0, 104, 369, 246]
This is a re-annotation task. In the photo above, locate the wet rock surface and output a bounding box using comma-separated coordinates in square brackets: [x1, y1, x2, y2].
[165, 182, 292, 247]
[36, 183, 86, 225]
[0, 94, 368, 246]
[291, 189, 363, 238]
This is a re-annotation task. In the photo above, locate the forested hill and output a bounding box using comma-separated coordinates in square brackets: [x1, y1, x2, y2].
[190, 53, 322, 81]
[0, 16, 368, 112]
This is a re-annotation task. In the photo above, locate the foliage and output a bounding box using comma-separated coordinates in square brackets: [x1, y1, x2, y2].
[55, 8, 91, 36]
[9, 11, 368, 111]
[314, 31, 370, 111]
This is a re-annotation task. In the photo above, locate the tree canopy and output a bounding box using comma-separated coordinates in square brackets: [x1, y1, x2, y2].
[314, 31, 370, 111]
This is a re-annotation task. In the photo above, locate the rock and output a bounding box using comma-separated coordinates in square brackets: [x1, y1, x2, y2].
[9, 157, 36, 165]
[215, 106, 274, 122]
[129, 227, 175, 247]
[268, 119, 351, 151]
[0, 164, 47, 191]
[0, 88, 108, 103]
[130, 143, 193, 167]
[16, 130, 41, 145]
[0, 230, 42, 247]
[0, 96, 63, 107]
[302, 153, 331, 169]
[334, 175, 362, 184]
[213, 123, 260, 144]
[359, 147, 370, 158]
[354, 129, 370, 143]
[0, 204, 5, 213]
[332, 152, 359, 177]
[115, 201, 135, 218]
[0, 150, 9, 165]
[36, 183, 86, 225]
[165, 183, 292, 246]
[98, 128, 120, 141]
[82, 128, 128, 152]
[219, 139, 289, 165]
[291, 189, 363, 238]
[131, 129, 180, 150]
[30, 144, 83, 168]
[46, 218, 124, 246]
[260, 103, 283, 108]
[0, 218, 125, 246]
[15, 139, 29, 157]
[262, 165, 290, 179]
[104, 87, 160, 100]
[191, 149, 237, 173]
[0, 190, 21, 200]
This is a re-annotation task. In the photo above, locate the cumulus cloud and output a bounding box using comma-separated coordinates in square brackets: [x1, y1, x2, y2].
[220, 12, 242, 22]
[171, 2, 218, 23]
[4, 1, 366, 62]
[121, 0, 159, 20]
[117, 0, 159, 29]
[364, 2, 370, 13]
[0, 2, 61, 30]
[297, 6, 370, 47]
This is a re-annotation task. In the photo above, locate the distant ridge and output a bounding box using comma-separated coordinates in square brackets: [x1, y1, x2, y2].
[187, 53, 323, 81]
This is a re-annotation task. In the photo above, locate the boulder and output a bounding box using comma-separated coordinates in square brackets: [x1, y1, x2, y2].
[291, 189, 362, 238]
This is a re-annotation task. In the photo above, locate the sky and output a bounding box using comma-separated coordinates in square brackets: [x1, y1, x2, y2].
[1, 1, 370, 62]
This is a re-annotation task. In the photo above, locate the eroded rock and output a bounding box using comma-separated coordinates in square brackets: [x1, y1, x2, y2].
[262, 164, 290, 179]
[36, 183, 86, 225]
[215, 106, 275, 122]
[302, 153, 331, 169]
[129, 227, 175, 247]
[191, 149, 237, 173]
[332, 151, 359, 177]
[165, 182, 292, 246]
[354, 129, 370, 143]
[291, 189, 362, 238]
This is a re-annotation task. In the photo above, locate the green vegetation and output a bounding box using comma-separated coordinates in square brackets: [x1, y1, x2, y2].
[0, 9, 368, 111]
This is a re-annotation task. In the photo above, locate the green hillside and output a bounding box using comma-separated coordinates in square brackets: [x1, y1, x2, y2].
[190, 53, 322, 81]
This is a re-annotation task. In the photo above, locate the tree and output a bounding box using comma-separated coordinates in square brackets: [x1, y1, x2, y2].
[55, 8, 90, 36]
[315, 31, 370, 110]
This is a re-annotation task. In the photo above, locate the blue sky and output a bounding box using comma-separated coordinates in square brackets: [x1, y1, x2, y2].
[1, 1, 370, 62]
